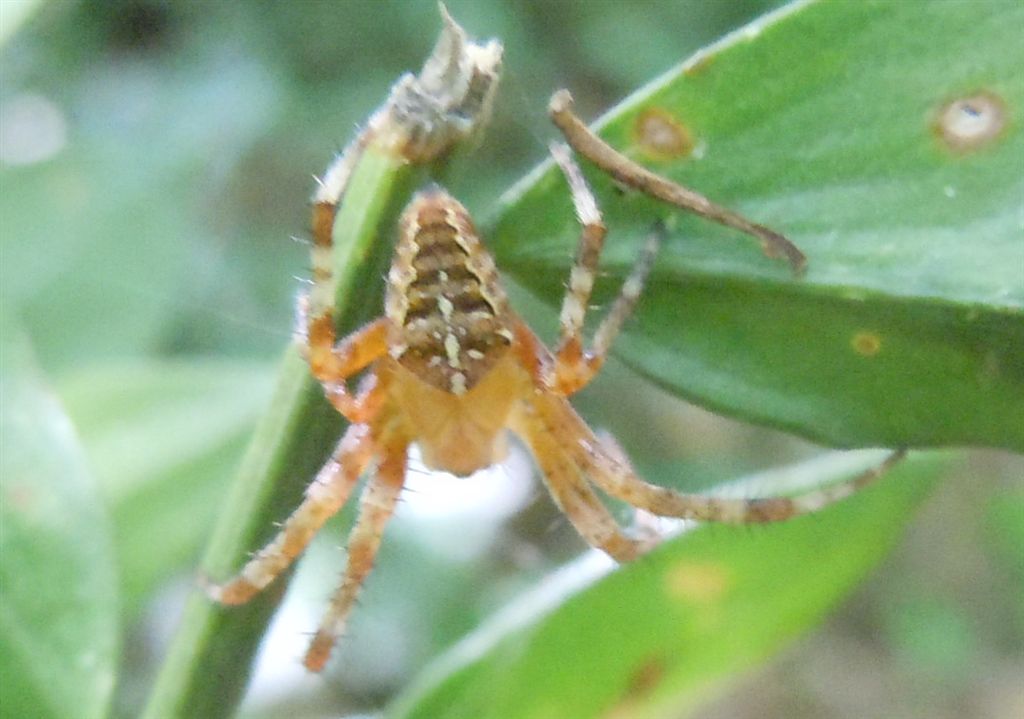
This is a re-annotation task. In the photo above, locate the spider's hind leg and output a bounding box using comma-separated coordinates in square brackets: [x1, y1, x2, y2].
[589, 443, 907, 523]
[543, 393, 908, 524]
[512, 397, 653, 563]
[205, 421, 377, 606]
[549, 143, 662, 396]
[520, 357, 906, 566]
[303, 431, 410, 672]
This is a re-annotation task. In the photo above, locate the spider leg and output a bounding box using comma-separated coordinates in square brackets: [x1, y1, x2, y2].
[512, 399, 651, 562]
[311, 129, 372, 245]
[548, 144, 662, 395]
[548, 141, 607, 365]
[304, 430, 410, 672]
[307, 126, 372, 338]
[585, 228, 659, 379]
[301, 130, 390, 423]
[300, 299, 389, 423]
[536, 392, 906, 523]
[205, 421, 377, 605]
[548, 89, 806, 274]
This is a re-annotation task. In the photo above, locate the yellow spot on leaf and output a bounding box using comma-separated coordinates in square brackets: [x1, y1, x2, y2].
[633, 107, 693, 161]
[852, 331, 882, 357]
[665, 561, 732, 604]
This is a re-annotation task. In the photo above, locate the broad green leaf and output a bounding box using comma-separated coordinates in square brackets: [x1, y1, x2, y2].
[0, 329, 118, 719]
[490, 0, 1024, 450]
[59, 360, 274, 614]
[389, 451, 942, 719]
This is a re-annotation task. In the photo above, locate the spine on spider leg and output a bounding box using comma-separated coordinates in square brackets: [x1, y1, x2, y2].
[305, 152, 357, 379]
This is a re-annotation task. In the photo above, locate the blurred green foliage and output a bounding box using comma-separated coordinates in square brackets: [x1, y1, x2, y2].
[2, 0, 785, 370]
[1, 1, 1021, 719]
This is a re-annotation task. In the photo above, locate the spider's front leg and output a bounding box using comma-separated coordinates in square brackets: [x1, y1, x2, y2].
[304, 429, 410, 672]
[549, 89, 807, 274]
[299, 123, 394, 424]
[205, 419, 378, 606]
[542, 95, 907, 528]
[548, 143, 662, 396]
[298, 300, 389, 423]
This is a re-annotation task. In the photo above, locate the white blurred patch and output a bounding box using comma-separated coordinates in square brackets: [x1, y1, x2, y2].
[241, 542, 415, 709]
[396, 442, 536, 562]
[0, 92, 68, 166]
[242, 587, 322, 708]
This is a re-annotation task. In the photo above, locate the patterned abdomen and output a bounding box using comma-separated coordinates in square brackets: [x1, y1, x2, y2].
[385, 189, 513, 394]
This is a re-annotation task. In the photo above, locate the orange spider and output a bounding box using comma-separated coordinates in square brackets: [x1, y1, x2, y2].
[207, 90, 902, 672]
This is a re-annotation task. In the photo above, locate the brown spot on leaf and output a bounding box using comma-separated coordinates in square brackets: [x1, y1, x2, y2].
[684, 52, 716, 77]
[933, 91, 1008, 154]
[633, 107, 693, 161]
[603, 655, 667, 718]
[627, 656, 665, 695]
[852, 331, 882, 357]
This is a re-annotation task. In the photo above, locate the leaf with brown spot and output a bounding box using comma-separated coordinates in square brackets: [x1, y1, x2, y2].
[491, 0, 1024, 451]
[388, 451, 944, 719]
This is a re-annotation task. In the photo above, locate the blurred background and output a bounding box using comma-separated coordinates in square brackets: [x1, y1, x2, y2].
[2, 1, 1021, 718]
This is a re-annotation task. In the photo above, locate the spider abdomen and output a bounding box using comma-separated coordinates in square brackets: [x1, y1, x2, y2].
[385, 189, 513, 395]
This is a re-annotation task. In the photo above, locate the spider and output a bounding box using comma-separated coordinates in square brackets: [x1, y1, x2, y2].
[207, 89, 903, 672]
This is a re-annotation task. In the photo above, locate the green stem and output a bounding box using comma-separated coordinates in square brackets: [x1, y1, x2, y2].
[141, 6, 503, 711]
[140, 151, 423, 719]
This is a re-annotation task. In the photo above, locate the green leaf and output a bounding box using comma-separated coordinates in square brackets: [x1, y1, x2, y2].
[389, 451, 942, 719]
[59, 361, 274, 614]
[0, 328, 119, 719]
[490, 0, 1024, 450]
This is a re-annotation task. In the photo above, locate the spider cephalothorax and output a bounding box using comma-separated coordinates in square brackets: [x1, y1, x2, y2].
[206, 17, 901, 672]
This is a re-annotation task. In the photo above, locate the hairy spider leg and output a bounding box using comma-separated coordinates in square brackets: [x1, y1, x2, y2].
[511, 398, 651, 562]
[535, 391, 907, 523]
[548, 143, 661, 396]
[304, 429, 410, 672]
[305, 131, 390, 423]
[548, 142, 607, 384]
[211, 77, 842, 675]
[307, 314, 390, 423]
[205, 421, 378, 605]
[548, 89, 807, 274]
